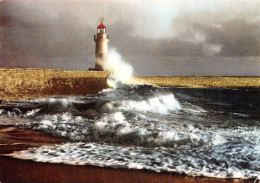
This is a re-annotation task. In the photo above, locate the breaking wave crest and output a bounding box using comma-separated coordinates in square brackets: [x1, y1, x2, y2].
[103, 94, 181, 114]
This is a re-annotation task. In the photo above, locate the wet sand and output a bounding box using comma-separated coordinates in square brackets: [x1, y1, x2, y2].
[0, 156, 254, 183]
[0, 126, 256, 183]
[0, 125, 65, 154]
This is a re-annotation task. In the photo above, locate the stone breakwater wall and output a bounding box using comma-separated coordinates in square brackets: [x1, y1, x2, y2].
[0, 68, 259, 100]
[0, 68, 109, 100]
[135, 76, 260, 88]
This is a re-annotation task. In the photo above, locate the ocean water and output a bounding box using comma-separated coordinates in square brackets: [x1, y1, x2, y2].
[0, 84, 260, 179]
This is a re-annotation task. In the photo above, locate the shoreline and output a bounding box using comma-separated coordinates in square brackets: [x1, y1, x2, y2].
[0, 156, 254, 183]
[0, 126, 257, 183]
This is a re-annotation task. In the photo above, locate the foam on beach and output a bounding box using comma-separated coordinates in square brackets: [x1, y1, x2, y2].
[7, 142, 260, 179]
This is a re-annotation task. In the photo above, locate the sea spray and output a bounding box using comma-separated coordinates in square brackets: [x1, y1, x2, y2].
[101, 48, 134, 87]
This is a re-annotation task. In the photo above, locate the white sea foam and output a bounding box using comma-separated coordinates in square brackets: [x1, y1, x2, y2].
[7, 142, 260, 179]
[103, 94, 181, 115]
[33, 113, 89, 141]
[123, 94, 181, 114]
[24, 110, 228, 148]
[0, 109, 4, 115]
[28, 96, 83, 107]
[26, 109, 41, 117]
[102, 48, 134, 87]
[95, 112, 129, 132]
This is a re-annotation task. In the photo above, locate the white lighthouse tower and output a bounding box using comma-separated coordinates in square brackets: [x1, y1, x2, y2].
[92, 18, 109, 71]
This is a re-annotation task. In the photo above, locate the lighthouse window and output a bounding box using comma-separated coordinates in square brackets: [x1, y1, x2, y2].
[98, 28, 106, 34]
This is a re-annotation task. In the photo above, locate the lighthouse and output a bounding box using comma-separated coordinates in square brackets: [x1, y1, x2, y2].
[91, 18, 109, 71]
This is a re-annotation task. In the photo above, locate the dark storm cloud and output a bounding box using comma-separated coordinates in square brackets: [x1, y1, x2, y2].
[209, 19, 260, 56]
[186, 19, 260, 56]
[109, 21, 204, 57]
[110, 19, 260, 57]
[0, 0, 95, 68]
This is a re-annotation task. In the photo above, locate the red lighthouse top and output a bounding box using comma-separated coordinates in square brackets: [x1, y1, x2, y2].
[97, 21, 106, 28]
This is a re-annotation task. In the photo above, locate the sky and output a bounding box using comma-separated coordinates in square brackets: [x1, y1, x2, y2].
[0, 0, 260, 76]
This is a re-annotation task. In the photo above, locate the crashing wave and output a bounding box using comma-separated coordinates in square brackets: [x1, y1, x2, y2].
[103, 94, 181, 114]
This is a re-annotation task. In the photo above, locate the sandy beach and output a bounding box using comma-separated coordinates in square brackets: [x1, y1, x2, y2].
[0, 127, 254, 183]
[0, 68, 259, 183]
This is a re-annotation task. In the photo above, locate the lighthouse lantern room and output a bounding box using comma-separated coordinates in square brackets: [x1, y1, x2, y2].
[97, 22, 106, 34]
